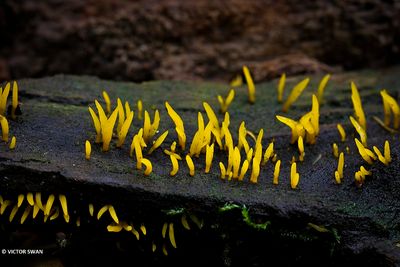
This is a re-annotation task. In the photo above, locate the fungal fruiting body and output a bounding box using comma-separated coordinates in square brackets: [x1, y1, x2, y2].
[85, 140, 91, 160]
[242, 66, 256, 104]
[332, 143, 339, 158]
[148, 130, 169, 154]
[218, 89, 235, 113]
[9, 136, 16, 150]
[102, 91, 111, 115]
[273, 160, 281, 185]
[185, 155, 195, 176]
[349, 116, 367, 146]
[316, 74, 331, 104]
[0, 82, 10, 116]
[298, 136, 305, 162]
[277, 73, 285, 103]
[0, 115, 9, 142]
[143, 110, 160, 143]
[88, 107, 102, 143]
[350, 82, 366, 130]
[205, 144, 214, 173]
[282, 78, 310, 112]
[230, 75, 242, 87]
[354, 166, 372, 186]
[337, 124, 346, 142]
[354, 138, 375, 164]
[290, 162, 300, 189]
[263, 142, 274, 165]
[169, 154, 179, 176]
[11, 81, 18, 120]
[373, 140, 391, 165]
[101, 108, 119, 152]
[137, 100, 143, 120]
[165, 102, 186, 150]
[116, 110, 134, 147]
[141, 158, 153, 176]
[335, 152, 344, 184]
[380, 90, 400, 129]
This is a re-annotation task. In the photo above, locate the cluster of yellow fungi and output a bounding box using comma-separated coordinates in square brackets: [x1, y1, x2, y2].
[0, 81, 19, 149]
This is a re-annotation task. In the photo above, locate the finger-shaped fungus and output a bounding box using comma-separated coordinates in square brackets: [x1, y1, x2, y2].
[141, 158, 153, 176]
[277, 73, 286, 103]
[108, 205, 119, 224]
[88, 107, 102, 143]
[203, 102, 220, 132]
[85, 140, 91, 160]
[35, 193, 44, 211]
[250, 157, 260, 184]
[0, 82, 10, 115]
[384, 140, 391, 163]
[44, 194, 55, 216]
[59, 194, 69, 217]
[316, 74, 331, 104]
[232, 147, 241, 179]
[27, 193, 34, 206]
[335, 152, 344, 184]
[219, 162, 226, 179]
[218, 89, 235, 113]
[350, 82, 366, 130]
[170, 155, 179, 176]
[169, 223, 177, 248]
[137, 100, 143, 120]
[181, 215, 191, 230]
[165, 102, 186, 150]
[230, 74, 242, 87]
[116, 98, 125, 133]
[185, 155, 195, 176]
[9, 136, 16, 149]
[101, 108, 119, 152]
[205, 144, 214, 173]
[148, 130, 168, 154]
[9, 205, 19, 222]
[162, 222, 168, 238]
[354, 138, 374, 164]
[350, 116, 367, 146]
[242, 65, 256, 104]
[89, 204, 94, 216]
[102, 91, 111, 115]
[11, 81, 18, 120]
[380, 90, 400, 129]
[0, 115, 9, 142]
[332, 143, 339, 158]
[140, 224, 147, 235]
[298, 136, 305, 162]
[21, 206, 31, 224]
[276, 115, 300, 144]
[337, 124, 346, 142]
[116, 111, 134, 147]
[263, 142, 274, 165]
[17, 194, 24, 208]
[107, 224, 123, 232]
[97, 205, 109, 220]
[290, 162, 299, 189]
[282, 78, 310, 112]
[273, 160, 281, 185]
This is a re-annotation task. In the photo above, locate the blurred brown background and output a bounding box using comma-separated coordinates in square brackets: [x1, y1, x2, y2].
[0, 0, 399, 82]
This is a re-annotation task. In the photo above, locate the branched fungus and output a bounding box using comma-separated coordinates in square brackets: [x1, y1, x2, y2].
[217, 89, 235, 113]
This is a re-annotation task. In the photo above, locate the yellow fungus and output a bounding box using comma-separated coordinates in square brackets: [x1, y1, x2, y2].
[282, 78, 310, 112]
[232, 147, 241, 179]
[50, 207, 59, 220]
[0, 200, 11, 215]
[44, 194, 55, 216]
[116, 98, 125, 133]
[373, 146, 388, 166]
[88, 107, 102, 143]
[35, 192, 44, 211]
[218, 89, 235, 114]
[32, 204, 39, 219]
[272, 154, 278, 162]
[116, 111, 134, 147]
[335, 152, 344, 184]
[203, 102, 220, 132]
[9, 205, 19, 222]
[311, 95, 320, 135]
[350, 116, 367, 146]
[152, 242, 157, 252]
[170, 155, 179, 176]
[290, 162, 299, 189]
[242, 65, 256, 104]
[298, 136, 305, 162]
[143, 110, 160, 143]
[263, 142, 274, 165]
[277, 73, 286, 103]
[140, 224, 147, 235]
[0, 82, 10, 115]
[250, 157, 260, 184]
[11, 81, 18, 120]
[21, 206, 31, 224]
[141, 158, 153, 176]
[337, 124, 346, 142]
[181, 215, 191, 230]
[8, 136, 16, 150]
[27, 193, 34, 206]
[350, 82, 366, 130]
[219, 162, 226, 179]
[238, 160, 249, 181]
[148, 130, 169, 154]
[101, 108, 119, 152]
[125, 101, 132, 116]
[316, 74, 331, 104]
[189, 112, 205, 157]
[165, 102, 186, 150]
[332, 143, 339, 158]
[122, 222, 132, 231]
[205, 144, 214, 173]
[107, 224, 123, 232]
[89, 204, 94, 216]
[102, 91, 111, 115]
[384, 140, 391, 163]
[169, 223, 177, 248]
[162, 222, 168, 238]
[276, 115, 300, 144]
[17, 194, 24, 208]
[59, 194, 68, 216]
[133, 133, 144, 170]
[380, 90, 400, 129]
[360, 166, 371, 176]
[334, 171, 341, 184]
[246, 148, 253, 164]
[137, 100, 143, 120]
[170, 141, 177, 153]
[108, 205, 119, 224]
[162, 244, 168, 256]
[0, 115, 9, 142]
[185, 154, 195, 176]
[164, 149, 182, 160]
[132, 228, 140, 240]
[354, 138, 374, 164]
[97, 205, 109, 220]
[85, 140, 91, 160]
[273, 160, 281, 185]
[230, 74, 243, 87]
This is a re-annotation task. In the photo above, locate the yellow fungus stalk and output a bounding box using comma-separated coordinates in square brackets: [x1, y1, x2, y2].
[9, 205, 19, 222]
[250, 157, 260, 184]
[290, 162, 299, 189]
[316, 74, 331, 104]
[298, 136, 305, 162]
[311, 94, 320, 135]
[17, 194, 24, 208]
[170, 155, 179, 176]
[218, 89, 235, 113]
[231, 147, 241, 179]
[263, 142, 274, 165]
[230, 74, 242, 87]
[116, 111, 134, 147]
[137, 100, 143, 120]
[116, 98, 125, 133]
[102, 91, 111, 115]
[350, 82, 366, 130]
[205, 144, 214, 173]
[141, 158, 153, 176]
[131, 228, 140, 240]
[203, 102, 220, 132]
[0, 115, 9, 142]
[181, 215, 191, 230]
[354, 138, 374, 164]
[273, 160, 281, 185]
[133, 132, 144, 169]
[9, 136, 16, 149]
[148, 130, 168, 154]
[337, 124, 346, 142]
[27, 193, 34, 206]
[140, 224, 147, 235]
[169, 223, 177, 248]
[349, 116, 367, 146]
[108, 205, 119, 224]
[384, 140, 391, 163]
[162, 222, 168, 238]
[380, 90, 400, 129]
[246, 148, 253, 164]
[32, 205, 40, 219]
[85, 140, 91, 160]
[88, 107, 102, 143]
[59, 194, 68, 217]
[185, 155, 195, 176]
[332, 143, 339, 158]
[101, 108, 119, 152]
[35, 192, 44, 210]
[0, 200, 11, 215]
[219, 162, 226, 179]
[89, 204, 94, 216]
[44, 194, 55, 216]
[50, 207, 59, 220]
[97, 205, 109, 220]
[334, 171, 341, 184]
[165, 102, 186, 150]
[282, 78, 310, 112]
[107, 224, 123, 232]
[143, 110, 160, 143]
[21, 206, 31, 224]
[277, 73, 286, 103]
[335, 152, 344, 184]
[276, 115, 300, 144]
[125, 101, 132, 117]
[0, 82, 10, 115]
[11, 81, 18, 120]
[373, 146, 388, 165]
[243, 65, 256, 104]
[162, 244, 168, 256]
